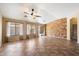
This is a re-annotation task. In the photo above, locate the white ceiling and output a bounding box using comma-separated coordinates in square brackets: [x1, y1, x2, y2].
[0, 3, 79, 24]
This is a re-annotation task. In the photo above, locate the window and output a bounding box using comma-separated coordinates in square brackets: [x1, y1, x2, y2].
[15, 23, 23, 35]
[27, 24, 31, 35]
[19, 24, 23, 35]
[7, 22, 15, 36]
[31, 25, 36, 34]
[7, 22, 23, 37]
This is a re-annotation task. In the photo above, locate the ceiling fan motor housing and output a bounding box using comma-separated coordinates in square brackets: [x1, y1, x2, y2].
[32, 8, 34, 11]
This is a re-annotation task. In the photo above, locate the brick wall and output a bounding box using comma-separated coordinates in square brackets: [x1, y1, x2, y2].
[46, 18, 67, 39]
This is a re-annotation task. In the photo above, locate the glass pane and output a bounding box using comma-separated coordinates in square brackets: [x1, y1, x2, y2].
[32, 25, 36, 34]
[15, 23, 20, 35]
[7, 22, 15, 37]
[15, 23, 23, 35]
[27, 24, 31, 35]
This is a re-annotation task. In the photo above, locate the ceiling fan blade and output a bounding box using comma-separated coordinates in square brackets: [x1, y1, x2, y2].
[31, 13, 33, 15]
[24, 15, 27, 17]
[34, 15, 41, 17]
[24, 12, 29, 14]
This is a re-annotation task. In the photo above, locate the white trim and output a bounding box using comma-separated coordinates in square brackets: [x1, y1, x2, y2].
[77, 17, 79, 43]
[67, 18, 70, 40]
[0, 14, 2, 47]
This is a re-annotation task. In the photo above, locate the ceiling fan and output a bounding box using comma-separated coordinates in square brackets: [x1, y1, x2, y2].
[24, 8, 41, 19]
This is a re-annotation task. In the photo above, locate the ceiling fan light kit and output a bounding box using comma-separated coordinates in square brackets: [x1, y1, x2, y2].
[24, 8, 41, 19]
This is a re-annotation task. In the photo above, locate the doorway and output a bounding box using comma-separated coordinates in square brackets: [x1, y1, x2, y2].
[70, 17, 77, 41]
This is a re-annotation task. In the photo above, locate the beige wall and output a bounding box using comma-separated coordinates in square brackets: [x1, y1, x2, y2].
[70, 17, 77, 24]
[46, 18, 67, 39]
[0, 13, 2, 47]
